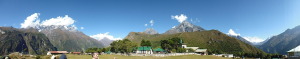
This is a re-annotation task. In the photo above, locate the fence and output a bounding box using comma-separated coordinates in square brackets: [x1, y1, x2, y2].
[128, 53, 197, 57]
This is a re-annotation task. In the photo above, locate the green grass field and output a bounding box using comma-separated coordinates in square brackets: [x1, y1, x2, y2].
[66, 54, 229, 59]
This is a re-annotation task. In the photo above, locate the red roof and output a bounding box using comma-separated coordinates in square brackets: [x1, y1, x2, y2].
[72, 52, 81, 54]
[48, 51, 68, 54]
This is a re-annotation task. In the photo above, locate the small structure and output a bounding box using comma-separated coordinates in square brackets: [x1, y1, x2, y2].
[153, 48, 165, 53]
[105, 51, 111, 54]
[136, 46, 153, 54]
[181, 41, 201, 53]
[180, 39, 208, 55]
[71, 52, 81, 55]
[215, 54, 233, 58]
[287, 45, 300, 59]
[47, 51, 68, 55]
[195, 49, 207, 55]
[224, 54, 234, 58]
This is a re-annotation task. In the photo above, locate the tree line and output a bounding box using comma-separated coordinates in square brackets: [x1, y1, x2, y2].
[87, 37, 284, 59]
[160, 37, 187, 53]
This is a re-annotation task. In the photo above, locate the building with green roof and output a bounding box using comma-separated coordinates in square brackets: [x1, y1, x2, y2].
[136, 46, 153, 54]
[153, 48, 165, 53]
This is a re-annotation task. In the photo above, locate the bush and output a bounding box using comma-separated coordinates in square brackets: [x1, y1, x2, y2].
[176, 48, 186, 53]
[187, 48, 195, 52]
[171, 49, 177, 53]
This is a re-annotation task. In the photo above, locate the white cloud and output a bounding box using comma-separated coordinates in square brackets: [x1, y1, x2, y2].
[172, 26, 176, 28]
[171, 14, 188, 23]
[190, 18, 200, 23]
[20, 13, 77, 30]
[21, 13, 40, 28]
[80, 27, 84, 29]
[243, 36, 264, 43]
[41, 15, 75, 26]
[90, 32, 121, 41]
[145, 20, 154, 27]
[150, 20, 154, 26]
[227, 29, 240, 36]
[226, 29, 264, 43]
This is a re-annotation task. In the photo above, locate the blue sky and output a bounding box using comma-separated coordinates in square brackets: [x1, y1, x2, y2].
[0, 0, 300, 42]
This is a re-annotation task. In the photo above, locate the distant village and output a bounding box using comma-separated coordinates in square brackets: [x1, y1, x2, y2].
[45, 38, 300, 59]
[2, 38, 300, 59]
[46, 38, 236, 59]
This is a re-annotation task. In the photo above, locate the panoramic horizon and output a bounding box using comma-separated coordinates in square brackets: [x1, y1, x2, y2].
[1, 0, 300, 43]
[2, 0, 300, 59]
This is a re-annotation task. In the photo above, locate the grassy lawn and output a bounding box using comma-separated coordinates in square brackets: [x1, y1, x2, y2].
[66, 54, 229, 59]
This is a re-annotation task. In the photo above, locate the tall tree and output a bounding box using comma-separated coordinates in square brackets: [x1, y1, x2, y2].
[141, 39, 146, 46]
[140, 39, 152, 47]
[145, 40, 152, 46]
[110, 39, 137, 55]
[160, 37, 183, 53]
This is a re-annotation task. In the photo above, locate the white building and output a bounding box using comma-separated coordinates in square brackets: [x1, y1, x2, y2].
[288, 45, 300, 59]
[136, 46, 153, 54]
[182, 44, 199, 50]
[215, 54, 233, 58]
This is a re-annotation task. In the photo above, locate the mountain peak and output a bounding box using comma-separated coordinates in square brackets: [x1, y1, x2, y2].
[259, 25, 300, 54]
[164, 21, 205, 34]
[227, 29, 240, 36]
[143, 28, 159, 35]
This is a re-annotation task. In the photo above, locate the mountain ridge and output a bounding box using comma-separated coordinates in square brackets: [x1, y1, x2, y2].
[40, 28, 104, 52]
[125, 30, 265, 55]
[0, 27, 57, 55]
[259, 25, 300, 54]
[143, 28, 159, 35]
[164, 21, 205, 34]
[125, 21, 265, 55]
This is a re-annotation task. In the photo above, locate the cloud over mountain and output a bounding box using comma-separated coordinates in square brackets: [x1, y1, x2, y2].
[171, 14, 187, 23]
[227, 29, 264, 43]
[90, 32, 121, 47]
[20, 13, 77, 30]
[80, 27, 84, 29]
[243, 36, 264, 43]
[40, 15, 75, 27]
[150, 20, 154, 26]
[145, 20, 154, 27]
[21, 13, 40, 28]
[90, 32, 121, 41]
[227, 29, 240, 36]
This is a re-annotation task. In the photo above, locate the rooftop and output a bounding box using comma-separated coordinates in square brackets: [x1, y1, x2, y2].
[288, 45, 300, 52]
[137, 46, 152, 51]
[153, 48, 164, 52]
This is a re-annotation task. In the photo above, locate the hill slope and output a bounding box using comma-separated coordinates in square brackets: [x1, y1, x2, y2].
[125, 30, 264, 55]
[0, 27, 56, 55]
[259, 25, 300, 54]
[40, 28, 104, 52]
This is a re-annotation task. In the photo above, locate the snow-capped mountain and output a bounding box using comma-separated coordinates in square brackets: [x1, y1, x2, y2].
[38, 26, 104, 51]
[227, 34, 253, 45]
[226, 29, 265, 45]
[164, 21, 205, 34]
[19, 13, 104, 51]
[259, 25, 300, 54]
[143, 28, 159, 35]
